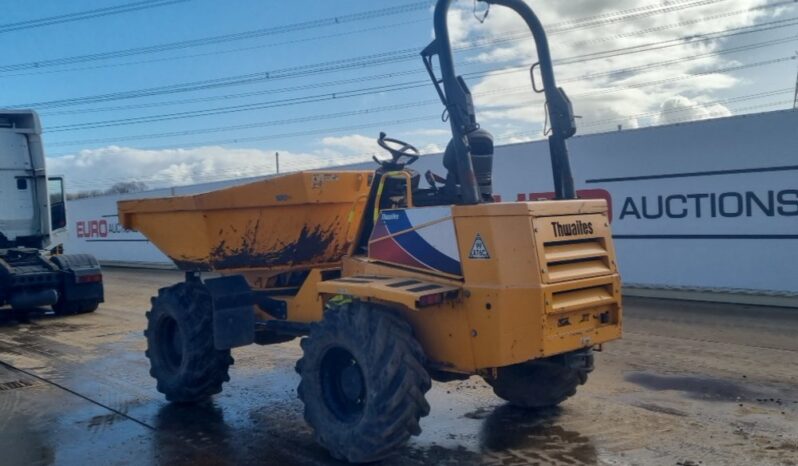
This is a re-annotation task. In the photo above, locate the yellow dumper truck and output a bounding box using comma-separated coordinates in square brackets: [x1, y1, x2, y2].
[119, 0, 622, 462]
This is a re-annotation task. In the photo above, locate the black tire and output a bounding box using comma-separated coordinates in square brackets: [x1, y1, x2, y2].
[53, 298, 99, 315]
[296, 301, 431, 463]
[79, 300, 100, 313]
[145, 282, 233, 403]
[484, 350, 593, 408]
[52, 299, 81, 315]
[50, 254, 103, 315]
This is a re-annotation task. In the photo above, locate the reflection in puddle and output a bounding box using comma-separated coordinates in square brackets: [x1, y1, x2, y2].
[151, 401, 232, 465]
[480, 405, 597, 465]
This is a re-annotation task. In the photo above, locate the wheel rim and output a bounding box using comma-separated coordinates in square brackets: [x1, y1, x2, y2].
[320, 347, 366, 423]
[157, 316, 184, 371]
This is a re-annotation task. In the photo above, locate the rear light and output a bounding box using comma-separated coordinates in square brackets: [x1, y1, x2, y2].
[416, 293, 444, 308]
[76, 273, 102, 284]
[416, 289, 458, 308]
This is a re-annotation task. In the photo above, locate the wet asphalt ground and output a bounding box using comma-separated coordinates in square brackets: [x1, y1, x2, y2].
[0, 267, 796, 466]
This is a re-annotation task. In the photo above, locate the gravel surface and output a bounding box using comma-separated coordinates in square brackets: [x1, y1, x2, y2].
[0, 267, 796, 466]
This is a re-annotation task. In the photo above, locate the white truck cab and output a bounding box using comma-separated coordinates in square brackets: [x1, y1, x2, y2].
[0, 110, 103, 314]
[0, 110, 66, 251]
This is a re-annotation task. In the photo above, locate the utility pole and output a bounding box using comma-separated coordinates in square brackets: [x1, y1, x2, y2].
[794, 52, 798, 110]
[275, 152, 280, 174]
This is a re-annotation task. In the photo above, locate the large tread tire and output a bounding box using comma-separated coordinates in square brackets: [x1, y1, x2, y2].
[484, 350, 593, 408]
[144, 282, 233, 403]
[296, 301, 431, 463]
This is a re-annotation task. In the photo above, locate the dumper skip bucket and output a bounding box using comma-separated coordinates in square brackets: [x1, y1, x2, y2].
[118, 171, 372, 273]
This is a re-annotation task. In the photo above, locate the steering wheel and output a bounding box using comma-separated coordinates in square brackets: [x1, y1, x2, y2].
[373, 132, 420, 167]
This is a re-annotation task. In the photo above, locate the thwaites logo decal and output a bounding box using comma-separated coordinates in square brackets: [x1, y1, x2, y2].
[551, 219, 594, 238]
[469, 234, 490, 259]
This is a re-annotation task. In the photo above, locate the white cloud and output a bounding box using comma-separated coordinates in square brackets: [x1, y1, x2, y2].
[657, 95, 732, 126]
[452, 0, 784, 139]
[48, 132, 446, 193]
[401, 128, 451, 137]
[419, 142, 444, 154]
[48, 144, 371, 193]
[49, 0, 794, 193]
[321, 134, 381, 156]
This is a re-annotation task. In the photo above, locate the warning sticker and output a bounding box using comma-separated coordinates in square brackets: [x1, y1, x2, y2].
[469, 233, 490, 259]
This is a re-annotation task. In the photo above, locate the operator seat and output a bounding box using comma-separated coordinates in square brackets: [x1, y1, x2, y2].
[443, 128, 494, 201]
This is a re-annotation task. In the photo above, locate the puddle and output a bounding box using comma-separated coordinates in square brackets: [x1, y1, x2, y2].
[625, 372, 767, 402]
[0, 310, 88, 334]
[85, 412, 127, 431]
[480, 405, 598, 464]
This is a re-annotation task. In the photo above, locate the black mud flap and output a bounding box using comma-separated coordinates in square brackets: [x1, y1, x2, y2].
[204, 275, 255, 350]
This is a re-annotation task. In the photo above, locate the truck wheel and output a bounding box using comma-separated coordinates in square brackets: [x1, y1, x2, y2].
[484, 349, 593, 408]
[53, 299, 98, 315]
[52, 299, 81, 315]
[296, 301, 431, 463]
[79, 300, 100, 313]
[145, 282, 233, 403]
[50, 254, 104, 315]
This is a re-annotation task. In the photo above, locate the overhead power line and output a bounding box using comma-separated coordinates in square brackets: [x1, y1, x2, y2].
[42, 34, 798, 133]
[44, 40, 798, 144]
[38, 15, 798, 119]
[42, 55, 796, 135]
[45, 56, 794, 154]
[0, 1, 433, 73]
[501, 88, 795, 141]
[12, 13, 798, 111]
[0, 18, 431, 80]
[56, 89, 794, 190]
[0, 0, 748, 82]
[0, 0, 726, 74]
[0, 0, 191, 34]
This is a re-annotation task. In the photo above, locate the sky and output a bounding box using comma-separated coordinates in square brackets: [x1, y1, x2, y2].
[1, 0, 796, 193]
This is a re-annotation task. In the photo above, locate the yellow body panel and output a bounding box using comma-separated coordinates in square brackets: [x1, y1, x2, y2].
[317, 201, 621, 373]
[120, 172, 622, 374]
[316, 276, 460, 311]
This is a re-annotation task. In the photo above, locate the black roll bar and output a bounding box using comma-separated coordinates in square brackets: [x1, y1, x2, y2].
[422, 0, 578, 201]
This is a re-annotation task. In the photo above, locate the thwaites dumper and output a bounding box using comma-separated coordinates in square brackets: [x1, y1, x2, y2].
[119, 0, 622, 462]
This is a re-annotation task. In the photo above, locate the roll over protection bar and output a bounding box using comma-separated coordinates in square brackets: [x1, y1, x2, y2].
[422, 0, 577, 201]
[422, 0, 482, 204]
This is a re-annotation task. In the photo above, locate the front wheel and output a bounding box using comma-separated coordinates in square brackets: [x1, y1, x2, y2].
[145, 282, 233, 403]
[484, 349, 594, 408]
[296, 301, 431, 463]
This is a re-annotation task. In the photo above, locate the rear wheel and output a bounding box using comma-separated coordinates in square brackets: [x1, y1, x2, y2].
[296, 301, 431, 463]
[484, 349, 594, 408]
[53, 298, 99, 315]
[50, 254, 103, 315]
[52, 298, 80, 315]
[145, 282, 233, 403]
[79, 300, 100, 313]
